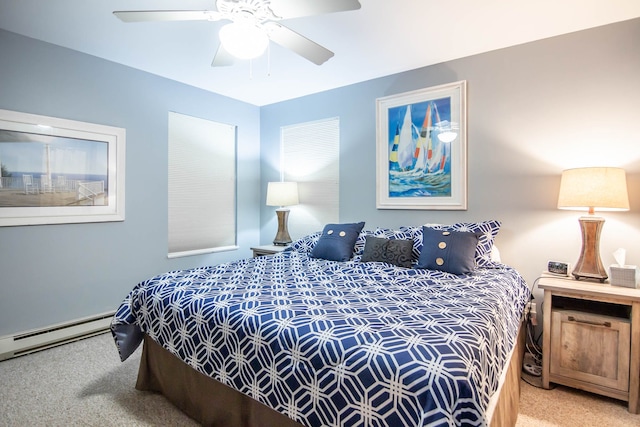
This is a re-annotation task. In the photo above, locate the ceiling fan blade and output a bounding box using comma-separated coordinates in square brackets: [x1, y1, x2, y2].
[265, 22, 334, 65]
[211, 44, 236, 67]
[113, 10, 222, 23]
[269, 0, 361, 19]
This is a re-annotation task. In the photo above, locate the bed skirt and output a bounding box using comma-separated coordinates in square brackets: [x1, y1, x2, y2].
[488, 318, 526, 427]
[136, 321, 526, 427]
[136, 335, 304, 427]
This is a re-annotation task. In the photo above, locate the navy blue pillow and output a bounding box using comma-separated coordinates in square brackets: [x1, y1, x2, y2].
[416, 226, 479, 274]
[311, 222, 365, 261]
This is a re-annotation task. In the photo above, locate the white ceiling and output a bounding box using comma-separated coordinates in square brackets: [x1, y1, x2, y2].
[1, 0, 639, 106]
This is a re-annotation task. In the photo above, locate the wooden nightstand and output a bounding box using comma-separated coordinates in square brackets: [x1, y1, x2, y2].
[539, 273, 640, 413]
[250, 245, 287, 258]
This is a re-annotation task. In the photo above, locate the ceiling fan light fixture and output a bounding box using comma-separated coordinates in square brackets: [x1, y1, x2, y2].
[219, 22, 269, 60]
[436, 120, 459, 143]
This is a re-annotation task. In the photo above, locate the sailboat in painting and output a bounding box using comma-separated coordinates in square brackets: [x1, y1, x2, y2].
[413, 102, 448, 175]
[389, 105, 417, 172]
[387, 99, 454, 197]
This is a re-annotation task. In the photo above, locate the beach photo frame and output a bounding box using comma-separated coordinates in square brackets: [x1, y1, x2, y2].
[375, 80, 467, 210]
[0, 109, 125, 226]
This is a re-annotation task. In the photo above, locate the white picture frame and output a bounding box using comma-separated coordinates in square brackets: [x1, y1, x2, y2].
[0, 109, 125, 226]
[376, 81, 467, 210]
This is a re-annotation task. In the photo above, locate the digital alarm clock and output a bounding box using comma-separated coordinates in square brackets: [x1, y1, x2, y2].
[547, 261, 571, 276]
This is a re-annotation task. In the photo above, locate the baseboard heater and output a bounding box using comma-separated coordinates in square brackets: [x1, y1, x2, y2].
[0, 311, 115, 361]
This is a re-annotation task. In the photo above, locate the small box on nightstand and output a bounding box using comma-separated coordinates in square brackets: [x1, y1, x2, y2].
[610, 264, 638, 288]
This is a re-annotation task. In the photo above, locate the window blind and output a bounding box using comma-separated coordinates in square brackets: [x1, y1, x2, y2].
[168, 112, 237, 257]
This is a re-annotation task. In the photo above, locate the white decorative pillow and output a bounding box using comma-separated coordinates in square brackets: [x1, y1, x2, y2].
[287, 231, 321, 254]
[491, 245, 501, 263]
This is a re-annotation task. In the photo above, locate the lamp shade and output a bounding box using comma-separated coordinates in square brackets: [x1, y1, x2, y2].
[219, 22, 269, 60]
[266, 182, 299, 207]
[558, 167, 630, 213]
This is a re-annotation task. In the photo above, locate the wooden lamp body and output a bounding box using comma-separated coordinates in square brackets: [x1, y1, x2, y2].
[266, 182, 298, 246]
[557, 168, 630, 283]
[273, 208, 292, 246]
[572, 215, 607, 282]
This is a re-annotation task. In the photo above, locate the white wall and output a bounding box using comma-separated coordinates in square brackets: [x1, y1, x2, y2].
[260, 19, 640, 312]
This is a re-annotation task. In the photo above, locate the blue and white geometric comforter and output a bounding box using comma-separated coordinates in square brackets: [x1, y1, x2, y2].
[112, 250, 529, 427]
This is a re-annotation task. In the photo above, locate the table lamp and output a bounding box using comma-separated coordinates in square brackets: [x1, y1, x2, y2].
[266, 181, 299, 246]
[557, 167, 630, 282]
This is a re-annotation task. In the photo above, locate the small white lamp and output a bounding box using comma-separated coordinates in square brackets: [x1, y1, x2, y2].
[558, 167, 630, 282]
[266, 181, 299, 246]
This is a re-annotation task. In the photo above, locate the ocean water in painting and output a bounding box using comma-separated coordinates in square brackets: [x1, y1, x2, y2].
[387, 96, 454, 198]
[0, 131, 110, 207]
[389, 170, 451, 197]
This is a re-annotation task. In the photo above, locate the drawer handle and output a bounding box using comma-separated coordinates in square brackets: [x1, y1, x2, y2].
[567, 315, 611, 328]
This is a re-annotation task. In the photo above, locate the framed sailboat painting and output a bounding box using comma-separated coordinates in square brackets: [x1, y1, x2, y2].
[376, 80, 467, 210]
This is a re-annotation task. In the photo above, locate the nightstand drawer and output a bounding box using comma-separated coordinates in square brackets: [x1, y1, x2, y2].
[550, 309, 630, 393]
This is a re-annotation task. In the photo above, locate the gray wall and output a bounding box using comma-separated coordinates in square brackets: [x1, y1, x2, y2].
[260, 18, 640, 309]
[2, 18, 639, 337]
[0, 30, 261, 336]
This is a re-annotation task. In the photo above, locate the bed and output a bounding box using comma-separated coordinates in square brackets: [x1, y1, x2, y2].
[112, 221, 530, 426]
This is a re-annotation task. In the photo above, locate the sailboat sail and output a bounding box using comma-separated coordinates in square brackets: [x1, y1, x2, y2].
[412, 103, 431, 173]
[396, 106, 414, 170]
[388, 124, 401, 171]
[426, 103, 445, 173]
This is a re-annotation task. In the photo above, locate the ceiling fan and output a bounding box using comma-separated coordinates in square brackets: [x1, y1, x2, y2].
[113, 0, 362, 66]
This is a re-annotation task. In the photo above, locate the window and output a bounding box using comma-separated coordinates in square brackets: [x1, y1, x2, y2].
[281, 117, 339, 237]
[168, 112, 236, 257]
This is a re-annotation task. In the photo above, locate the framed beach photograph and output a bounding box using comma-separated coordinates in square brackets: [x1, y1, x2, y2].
[0, 109, 125, 226]
[376, 81, 467, 210]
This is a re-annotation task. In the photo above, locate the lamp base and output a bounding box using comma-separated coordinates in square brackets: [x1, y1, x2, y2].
[572, 215, 607, 283]
[272, 208, 292, 246]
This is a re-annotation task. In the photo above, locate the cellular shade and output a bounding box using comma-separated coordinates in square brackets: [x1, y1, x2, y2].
[168, 112, 237, 257]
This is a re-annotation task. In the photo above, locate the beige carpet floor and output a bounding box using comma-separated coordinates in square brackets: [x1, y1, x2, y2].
[0, 332, 638, 426]
[517, 379, 639, 427]
[0, 332, 197, 426]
